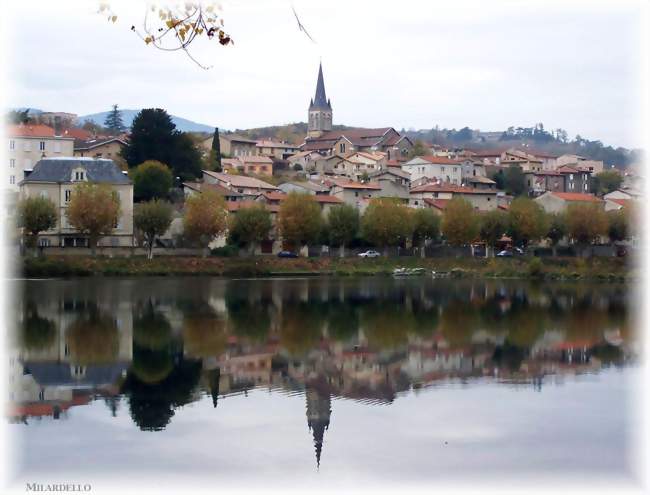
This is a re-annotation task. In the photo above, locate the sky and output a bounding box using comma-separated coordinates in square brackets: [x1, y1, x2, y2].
[2, 0, 648, 148]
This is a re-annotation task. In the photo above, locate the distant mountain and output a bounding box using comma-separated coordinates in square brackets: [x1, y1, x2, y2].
[78, 109, 215, 133]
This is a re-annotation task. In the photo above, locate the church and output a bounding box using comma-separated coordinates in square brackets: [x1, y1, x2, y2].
[301, 63, 413, 161]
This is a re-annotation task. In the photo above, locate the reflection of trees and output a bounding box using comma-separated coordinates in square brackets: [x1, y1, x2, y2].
[225, 296, 271, 342]
[133, 301, 172, 351]
[492, 341, 526, 372]
[131, 346, 174, 384]
[66, 306, 119, 365]
[183, 316, 227, 358]
[21, 302, 57, 351]
[410, 299, 439, 338]
[122, 356, 202, 431]
[360, 302, 411, 350]
[279, 303, 324, 356]
[326, 302, 359, 342]
[439, 301, 480, 348]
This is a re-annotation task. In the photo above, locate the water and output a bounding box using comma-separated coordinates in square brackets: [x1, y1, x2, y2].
[8, 276, 638, 489]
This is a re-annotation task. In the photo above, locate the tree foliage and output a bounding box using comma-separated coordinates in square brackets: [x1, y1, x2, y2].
[607, 209, 629, 243]
[16, 196, 58, 248]
[66, 183, 121, 254]
[278, 193, 322, 249]
[183, 190, 228, 253]
[594, 170, 623, 195]
[227, 204, 272, 253]
[103, 104, 126, 135]
[546, 212, 567, 247]
[134, 200, 173, 259]
[131, 160, 174, 202]
[121, 108, 203, 181]
[408, 139, 430, 159]
[504, 166, 526, 196]
[565, 203, 608, 245]
[440, 197, 479, 246]
[507, 197, 548, 247]
[479, 209, 508, 252]
[327, 204, 359, 247]
[361, 198, 413, 250]
[411, 208, 440, 247]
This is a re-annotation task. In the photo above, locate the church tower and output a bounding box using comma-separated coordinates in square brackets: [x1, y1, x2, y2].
[307, 62, 332, 138]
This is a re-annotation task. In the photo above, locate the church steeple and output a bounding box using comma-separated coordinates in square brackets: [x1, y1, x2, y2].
[308, 62, 332, 138]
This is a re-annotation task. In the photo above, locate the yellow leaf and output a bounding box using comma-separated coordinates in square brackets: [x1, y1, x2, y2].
[111, 15, 117, 23]
[144, 36, 152, 45]
[166, 20, 174, 28]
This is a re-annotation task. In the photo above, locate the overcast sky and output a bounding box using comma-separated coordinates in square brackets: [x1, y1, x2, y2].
[3, 0, 647, 148]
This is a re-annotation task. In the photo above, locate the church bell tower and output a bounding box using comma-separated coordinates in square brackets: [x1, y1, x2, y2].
[307, 62, 332, 138]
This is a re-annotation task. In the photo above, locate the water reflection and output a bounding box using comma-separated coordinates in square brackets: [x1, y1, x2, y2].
[10, 277, 634, 468]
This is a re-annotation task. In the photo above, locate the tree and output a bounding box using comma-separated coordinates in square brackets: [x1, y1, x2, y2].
[479, 209, 508, 257]
[66, 183, 121, 255]
[546, 212, 567, 256]
[7, 109, 33, 124]
[278, 193, 322, 252]
[227, 204, 272, 255]
[565, 203, 608, 252]
[594, 170, 623, 196]
[361, 198, 413, 254]
[408, 139, 430, 159]
[208, 127, 222, 172]
[607, 209, 629, 244]
[507, 197, 548, 248]
[327, 204, 359, 256]
[121, 108, 203, 181]
[103, 104, 126, 135]
[490, 170, 506, 190]
[16, 196, 58, 250]
[134, 200, 173, 259]
[411, 208, 440, 257]
[504, 166, 526, 196]
[440, 197, 479, 247]
[131, 160, 174, 202]
[183, 189, 228, 256]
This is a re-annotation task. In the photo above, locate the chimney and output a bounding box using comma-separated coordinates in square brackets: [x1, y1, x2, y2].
[53, 116, 62, 137]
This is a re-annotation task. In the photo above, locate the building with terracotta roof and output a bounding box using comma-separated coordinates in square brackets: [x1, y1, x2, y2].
[401, 156, 473, 185]
[555, 154, 604, 174]
[604, 198, 634, 212]
[7, 124, 75, 191]
[182, 181, 244, 202]
[278, 180, 330, 195]
[256, 140, 300, 160]
[218, 134, 258, 157]
[329, 179, 382, 208]
[534, 191, 603, 213]
[238, 155, 274, 176]
[202, 170, 278, 198]
[73, 137, 127, 160]
[556, 165, 592, 193]
[524, 170, 565, 196]
[409, 182, 498, 211]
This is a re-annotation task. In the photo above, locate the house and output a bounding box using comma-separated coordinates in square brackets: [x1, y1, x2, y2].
[182, 181, 244, 202]
[603, 188, 642, 201]
[256, 191, 343, 217]
[278, 180, 330, 195]
[534, 191, 603, 213]
[18, 157, 134, 247]
[287, 150, 321, 171]
[303, 127, 412, 160]
[555, 154, 604, 174]
[7, 124, 75, 191]
[500, 149, 544, 172]
[331, 151, 387, 180]
[400, 156, 468, 185]
[238, 155, 274, 176]
[368, 168, 411, 201]
[219, 134, 258, 157]
[604, 198, 634, 212]
[328, 179, 382, 208]
[256, 140, 300, 160]
[557, 165, 592, 194]
[465, 175, 497, 190]
[524, 170, 565, 196]
[202, 170, 278, 198]
[312, 154, 347, 175]
[73, 137, 127, 160]
[409, 182, 498, 211]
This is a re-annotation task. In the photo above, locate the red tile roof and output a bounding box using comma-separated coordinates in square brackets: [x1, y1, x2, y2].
[227, 200, 279, 213]
[415, 156, 463, 165]
[423, 198, 450, 210]
[607, 198, 631, 208]
[7, 124, 56, 138]
[551, 192, 602, 202]
[328, 178, 382, 190]
[410, 182, 495, 195]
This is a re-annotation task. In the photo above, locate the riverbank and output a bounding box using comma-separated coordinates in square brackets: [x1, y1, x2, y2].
[20, 255, 634, 281]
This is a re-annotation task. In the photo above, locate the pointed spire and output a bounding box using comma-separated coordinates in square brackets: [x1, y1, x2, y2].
[311, 62, 331, 110]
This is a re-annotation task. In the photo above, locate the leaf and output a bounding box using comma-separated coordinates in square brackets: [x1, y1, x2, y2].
[111, 15, 117, 23]
[144, 36, 152, 45]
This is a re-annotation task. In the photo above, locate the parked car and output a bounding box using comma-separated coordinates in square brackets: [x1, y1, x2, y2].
[277, 251, 298, 258]
[496, 250, 513, 257]
[513, 247, 525, 255]
[358, 250, 381, 258]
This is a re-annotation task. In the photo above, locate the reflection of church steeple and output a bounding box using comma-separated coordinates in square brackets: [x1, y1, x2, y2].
[207, 368, 221, 408]
[305, 387, 331, 469]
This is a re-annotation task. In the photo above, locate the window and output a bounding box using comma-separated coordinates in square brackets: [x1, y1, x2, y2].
[38, 390, 45, 401]
[54, 142, 61, 153]
[569, 174, 574, 180]
[339, 143, 346, 153]
[74, 170, 85, 181]
[584, 183, 588, 190]
[9, 159, 15, 168]
[9, 140, 15, 150]
[9, 175, 15, 185]
[39, 141, 45, 151]
[441, 166, 445, 173]
[65, 190, 71, 203]
[38, 238, 50, 247]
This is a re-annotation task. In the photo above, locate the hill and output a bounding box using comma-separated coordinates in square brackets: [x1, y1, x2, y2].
[78, 109, 215, 133]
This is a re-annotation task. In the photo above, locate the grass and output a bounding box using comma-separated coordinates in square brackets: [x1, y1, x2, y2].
[21, 254, 632, 281]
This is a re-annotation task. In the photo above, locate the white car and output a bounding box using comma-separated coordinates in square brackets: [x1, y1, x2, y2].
[358, 250, 381, 258]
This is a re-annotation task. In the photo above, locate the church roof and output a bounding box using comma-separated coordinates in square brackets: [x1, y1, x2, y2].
[309, 62, 331, 111]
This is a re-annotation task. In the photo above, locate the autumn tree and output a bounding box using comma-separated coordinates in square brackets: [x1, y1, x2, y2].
[361, 198, 414, 254]
[66, 183, 121, 255]
[408, 139, 430, 159]
[227, 204, 272, 255]
[565, 203, 608, 253]
[546, 212, 567, 256]
[440, 197, 479, 247]
[327, 204, 359, 257]
[411, 208, 440, 257]
[183, 189, 228, 256]
[594, 169, 623, 195]
[134, 200, 173, 259]
[607, 209, 629, 243]
[278, 193, 322, 252]
[16, 196, 58, 250]
[131, 160, 174, 202]
[103, 104, 126, 135]
[479, 209, 508, 257]
[507, 197, 549, 248]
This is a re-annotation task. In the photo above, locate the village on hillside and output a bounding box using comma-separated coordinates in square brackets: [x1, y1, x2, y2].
[5, 63, 642, 258]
